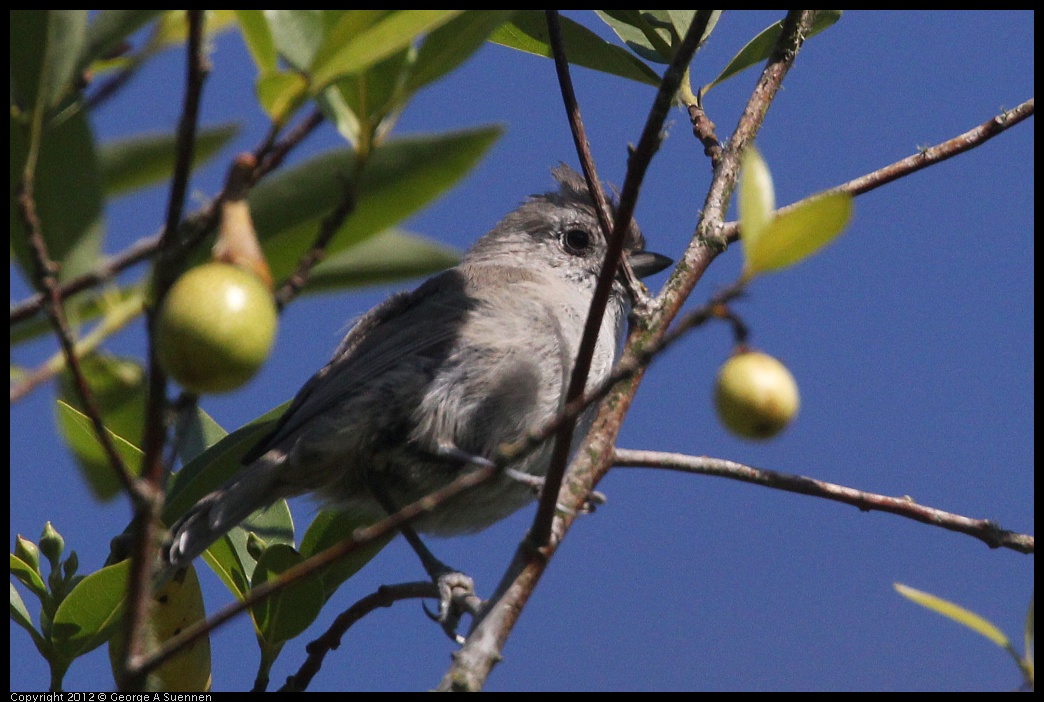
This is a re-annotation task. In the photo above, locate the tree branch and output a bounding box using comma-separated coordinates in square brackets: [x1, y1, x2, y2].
[613, 449, 1034, 554]
[281, 582, 438, 691]
[717, 97, 1035, 243]
[120, 11, 208, 691]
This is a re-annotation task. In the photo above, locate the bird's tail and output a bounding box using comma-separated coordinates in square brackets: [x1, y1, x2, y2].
[165, 453, 290, 570]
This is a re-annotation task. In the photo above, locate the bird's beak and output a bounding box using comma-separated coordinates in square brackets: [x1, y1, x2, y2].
[627, 250, 673, 279]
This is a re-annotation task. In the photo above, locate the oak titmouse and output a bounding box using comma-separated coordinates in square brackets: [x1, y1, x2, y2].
[166, 164, 671, 585]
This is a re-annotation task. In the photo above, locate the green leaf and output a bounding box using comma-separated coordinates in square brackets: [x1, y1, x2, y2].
[10, 554, 48, 600]
[250, 544, 325, 645]
[10, 582, 43, 644]
[595, 10, 675, 64]
[235, 10, 278, 72]
[245, 126, 502, 283]
[163, 405, 287, 524]
[304, 228, 459, 293]
[324, 47, 411, 145]
[11, 103, 104, 283]
[703, 11, 843, 94]
[262, 10, 326, 73]
[403, 10, 516, 94]
[173, 406, 228, 467]
[107, 565, 212, 693]
[310, 10, 462, 92]
[151, 10, 238, 50]
[160, 402, 292, 599]
[894, 583, 1011, 649]
[203, 502, 295, 594]
[738, 146, 775, 251]
[79, 10, 164, 72]
[744, 191, 853, 277]
[9, 11, 88, 111]
[256, 71, 309, 125]
[99, 123, 240, 197]
[51, 559, 129, 658]
[55, 400, 144, 501]
[58, 353, 146, 459]
[490, 11, 660, 86]
[299, 511, 393, 600]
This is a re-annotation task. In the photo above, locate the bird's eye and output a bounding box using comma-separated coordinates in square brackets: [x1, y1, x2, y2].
[563, 228, 592, 256]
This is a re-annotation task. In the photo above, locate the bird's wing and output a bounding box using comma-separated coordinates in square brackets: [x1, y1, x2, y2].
[242, 269, 472, 462]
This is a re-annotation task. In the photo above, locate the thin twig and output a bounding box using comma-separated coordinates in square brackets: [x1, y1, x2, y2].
[274, 164, 358, 309]
[717, 97, 1036, 242]
[11, 235, 157, 324]
[613, 449, 1034, 554]
[688, 91, 723, 168]
[120, 11, 208, 692]
[16, 183, 139, 495]
[545, 10, 615, 233]
[10, 291, 145, 403]
[282, 582, 438, 691]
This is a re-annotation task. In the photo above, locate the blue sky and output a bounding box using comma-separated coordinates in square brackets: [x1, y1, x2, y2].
[10, 11, 1034, 691]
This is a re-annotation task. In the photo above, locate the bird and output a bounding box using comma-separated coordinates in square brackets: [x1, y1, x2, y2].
[164, 164, 671, 628]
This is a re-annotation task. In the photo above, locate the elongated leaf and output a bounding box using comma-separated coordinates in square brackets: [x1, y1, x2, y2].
[235, 10, 278, 72]
[58, 353, 146, 458]
[251, 545, 325, 645]
[744, 191, 852, 277]
[206, 502, 296, 593]
[99, 124, 239, 197]
[304, 228, 458, 293]
[174, 405, 228, 467]
[10, 554, 48, 600]
[161, 402, 293, 599]
[163, 404, 287, 523]
[595, 10, 674, 64]
[151, 11, 237, 50]
[246, 126, 501, 282]
[51, 559, 129, 658]
[895, 583, 1011, 649]
[263, 10, 325, 73]
[738, 146, 775, 251]
[703, 11, 843, 93]
[310, 10, 462, 91]
[108, 566, 212, 692]
[299, 511, 393, 600]
[490, 11, 660, 86]
[10, 11, 88, 111]
[79, 10, 164, 72]
[11, 103, 104, 283]
[55, 400, 143, 501]
[404, 10, 516, 94]
[256, 70, 309, 124]
[325, 46, 410, 143]
[10, 582, 42, 644]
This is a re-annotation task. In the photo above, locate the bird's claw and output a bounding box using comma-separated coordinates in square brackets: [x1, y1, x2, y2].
[423, 571, 482, 644]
